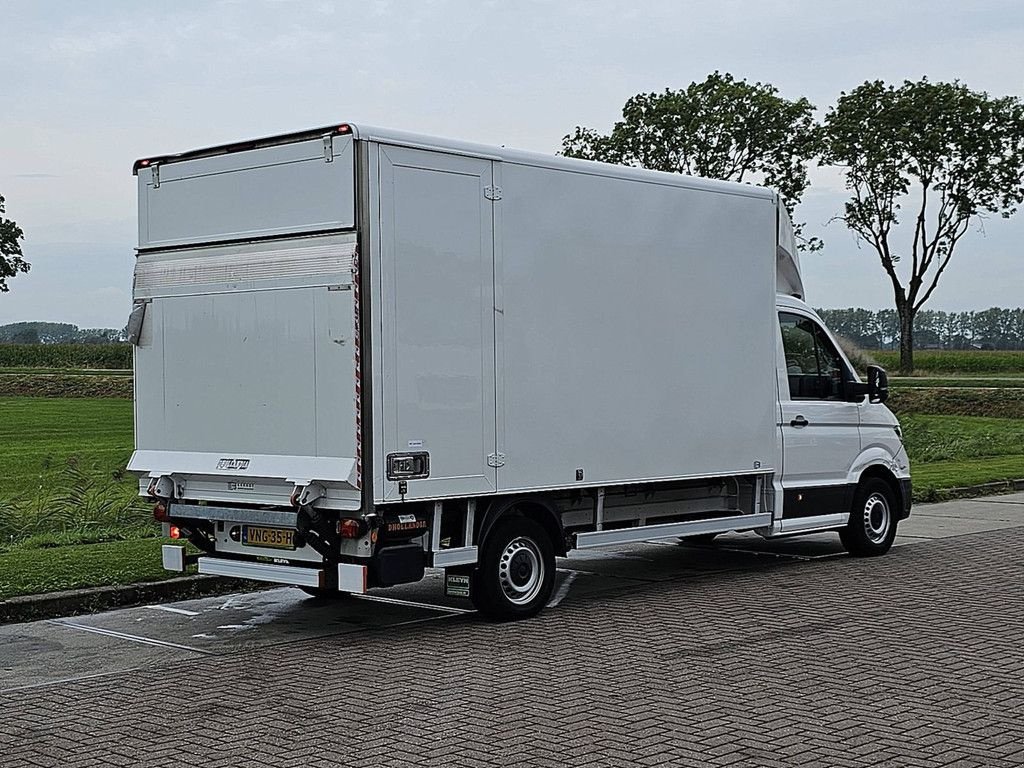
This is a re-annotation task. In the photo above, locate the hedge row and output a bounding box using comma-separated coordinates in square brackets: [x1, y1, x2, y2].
[0, 374, 133, 399]
[887, 387, 1024, 419]
[0, 343, 131, 369]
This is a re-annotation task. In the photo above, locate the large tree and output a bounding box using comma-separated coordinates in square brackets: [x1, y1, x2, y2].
[561, 71, 823, 249]
[0, 194, 29, 293]
[822, 79, 1024, 373]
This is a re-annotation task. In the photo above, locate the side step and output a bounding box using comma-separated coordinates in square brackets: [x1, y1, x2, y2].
[573, 512, 772, 549]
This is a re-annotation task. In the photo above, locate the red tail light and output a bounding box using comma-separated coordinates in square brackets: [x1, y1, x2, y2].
[153, 502, 169, 521]
[169, 525, 182, 540]
[338, 518, 362, 539]
[336, 124, 351, 134]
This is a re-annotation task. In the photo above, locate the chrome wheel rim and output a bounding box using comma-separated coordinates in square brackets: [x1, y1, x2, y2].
[498, 537, 544, 605]
[862, 492, 891, 544]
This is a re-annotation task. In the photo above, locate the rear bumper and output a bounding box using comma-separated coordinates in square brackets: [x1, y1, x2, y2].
[898, 478, 913, 519]
[196, 557, 367, 593]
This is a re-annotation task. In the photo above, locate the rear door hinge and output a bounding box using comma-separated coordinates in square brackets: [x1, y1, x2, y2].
[484, 185, 502, 201]
[151, 163, 160, 188]
[487, 452, 506, 468]
[323, 134, 334, 163]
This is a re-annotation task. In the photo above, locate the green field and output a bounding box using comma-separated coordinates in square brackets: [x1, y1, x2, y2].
[873, 349, 1024, 374]
[0, 397, 134, 498]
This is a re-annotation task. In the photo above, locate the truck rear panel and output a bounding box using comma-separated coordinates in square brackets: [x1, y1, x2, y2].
[129, 131, 362, 512]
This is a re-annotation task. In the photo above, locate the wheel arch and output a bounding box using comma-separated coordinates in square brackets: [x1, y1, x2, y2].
[857, 463, 907, 518]
[477, 496, 567, 556]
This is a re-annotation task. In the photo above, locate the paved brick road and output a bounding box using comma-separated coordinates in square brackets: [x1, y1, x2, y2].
[2, 528, 1023, 767]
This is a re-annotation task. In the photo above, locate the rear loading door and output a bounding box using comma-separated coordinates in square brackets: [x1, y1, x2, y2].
[376, 146, 497, 500]
[130, 233, 361, 509]
[129, 134, 362, 510]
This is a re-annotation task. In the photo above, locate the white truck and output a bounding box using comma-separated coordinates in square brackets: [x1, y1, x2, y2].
[129, 123, 911, 620]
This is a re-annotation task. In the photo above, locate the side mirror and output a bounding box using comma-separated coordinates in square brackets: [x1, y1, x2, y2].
[866, 364, 889, 404]
[845, 365, 889, 403]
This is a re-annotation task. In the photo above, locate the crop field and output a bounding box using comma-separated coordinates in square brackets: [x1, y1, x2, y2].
[0, 343, 131, 369]
[873, 349, 1024, 374]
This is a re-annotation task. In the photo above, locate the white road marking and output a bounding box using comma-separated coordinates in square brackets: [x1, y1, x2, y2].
[47, 619, 214, 655]
[350, 593, 474, 614]
[143, 605, 200, 617]
[1, 668, 144, 694]
[547, 572, 577, 608]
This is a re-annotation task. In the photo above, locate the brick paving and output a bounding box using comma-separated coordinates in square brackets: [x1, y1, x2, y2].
[2, 529, 1023, 767]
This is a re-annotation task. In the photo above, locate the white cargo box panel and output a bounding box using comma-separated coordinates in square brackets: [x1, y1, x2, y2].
[137, 134, 354, 249]
[369, 137, 780, 502]
[496, 162, 779, 492]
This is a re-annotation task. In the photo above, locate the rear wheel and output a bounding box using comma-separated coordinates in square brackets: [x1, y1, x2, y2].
[840, 478, 898, 557]
[471, 516, 556, 621]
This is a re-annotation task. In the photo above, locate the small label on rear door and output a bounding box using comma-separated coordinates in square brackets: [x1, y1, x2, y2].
[407, 439, 424, 449]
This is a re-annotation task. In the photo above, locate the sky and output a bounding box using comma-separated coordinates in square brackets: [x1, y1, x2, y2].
[1, 0, 1023, 328]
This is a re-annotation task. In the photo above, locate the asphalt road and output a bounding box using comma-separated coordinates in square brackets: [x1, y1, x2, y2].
[2, 494, 1023, 766]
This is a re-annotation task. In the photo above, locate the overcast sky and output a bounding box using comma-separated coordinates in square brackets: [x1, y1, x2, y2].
[1, 0, 1023, 328]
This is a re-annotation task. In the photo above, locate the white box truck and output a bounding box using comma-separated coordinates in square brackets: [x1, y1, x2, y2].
[130, 123, 911, 619]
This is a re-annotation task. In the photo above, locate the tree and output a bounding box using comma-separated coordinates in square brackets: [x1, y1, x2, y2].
[822, 79, 1024, 373]
[0, 195, 29, 293]
[561, 72, 823, 249]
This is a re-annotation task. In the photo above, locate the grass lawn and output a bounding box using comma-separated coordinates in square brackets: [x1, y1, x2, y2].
[0, 538, 177, 601]
[911, 456, 1024, 500]
[899, 413, 1024, 500]
[0, 396, 134, 498]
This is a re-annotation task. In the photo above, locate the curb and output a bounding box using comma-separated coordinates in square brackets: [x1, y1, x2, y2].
[0, 574, 265, 626]
[916, 478, 1024, 504]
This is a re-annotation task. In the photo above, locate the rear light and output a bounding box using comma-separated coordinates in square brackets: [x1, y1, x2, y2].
[336, 124, 351, 134]
[338, 518, 363, 539]
[169, 525, 182, 540]
[153, 502, 169, 521]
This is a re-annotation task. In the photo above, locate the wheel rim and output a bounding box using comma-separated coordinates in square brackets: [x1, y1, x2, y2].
[498, 536, 544, 605]
[861, 492, 891, 544]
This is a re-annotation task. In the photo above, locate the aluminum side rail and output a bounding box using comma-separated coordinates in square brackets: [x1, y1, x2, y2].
[573, 513, 772, 549]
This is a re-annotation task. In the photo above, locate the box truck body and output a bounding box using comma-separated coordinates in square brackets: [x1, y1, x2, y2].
[131, 124, 911, 619]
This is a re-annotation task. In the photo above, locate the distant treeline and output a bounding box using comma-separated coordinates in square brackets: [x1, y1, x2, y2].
[816, 308, 1024, 351]
[0, 322, 125, 345]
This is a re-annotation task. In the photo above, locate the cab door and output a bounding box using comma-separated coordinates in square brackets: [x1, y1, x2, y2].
[777, 311, 861, 522]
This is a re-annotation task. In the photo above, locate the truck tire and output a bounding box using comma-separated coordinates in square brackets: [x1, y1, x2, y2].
[471, 516, 556, 621]
[840, 478, 898, 557]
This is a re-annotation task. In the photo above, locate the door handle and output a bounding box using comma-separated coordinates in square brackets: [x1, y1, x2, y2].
[790, 416, 809, 427]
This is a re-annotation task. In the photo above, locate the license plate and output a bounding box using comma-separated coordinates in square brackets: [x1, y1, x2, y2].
[241, 525, 295, 550]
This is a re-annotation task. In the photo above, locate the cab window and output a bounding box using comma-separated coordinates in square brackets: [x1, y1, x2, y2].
[779, 312, 850, 400]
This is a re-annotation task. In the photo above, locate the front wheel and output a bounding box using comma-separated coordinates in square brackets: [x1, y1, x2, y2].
[471, 516, 556, 621]
[840, 478, 898, 557]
